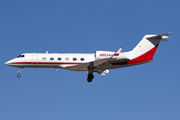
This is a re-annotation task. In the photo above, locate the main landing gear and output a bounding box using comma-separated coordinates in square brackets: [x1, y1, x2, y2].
[87, 62, 94, 82]
[17, 68, 23, 78]
[87, 73, 94, 82]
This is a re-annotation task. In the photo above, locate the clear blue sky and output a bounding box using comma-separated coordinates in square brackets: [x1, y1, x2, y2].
[1, 0, 180, 120]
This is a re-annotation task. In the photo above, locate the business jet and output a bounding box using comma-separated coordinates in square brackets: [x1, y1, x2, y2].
[5, 33, 172, 82]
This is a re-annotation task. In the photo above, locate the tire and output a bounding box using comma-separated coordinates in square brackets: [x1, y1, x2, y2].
[88, 74, 94, 79]
[17, 74, 21, 78]
[87, 78, 92, 82]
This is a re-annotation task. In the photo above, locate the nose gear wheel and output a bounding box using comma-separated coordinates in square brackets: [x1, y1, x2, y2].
[17, 74, 21, 78]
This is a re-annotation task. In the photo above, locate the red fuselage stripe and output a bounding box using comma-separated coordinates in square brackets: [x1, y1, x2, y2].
[8, 62, 83, 65]
[113, 54, 119, 56]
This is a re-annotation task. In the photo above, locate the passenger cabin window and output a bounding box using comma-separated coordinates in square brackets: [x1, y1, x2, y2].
[57, 58, 61, 61]
[73, 58, 77, 61]
[65, 57, 69, 61]
[17, 55, 25, 58]
[50, 57, 54, 61]
[80, 58, 85, 61]
[42, 57, 46, 61]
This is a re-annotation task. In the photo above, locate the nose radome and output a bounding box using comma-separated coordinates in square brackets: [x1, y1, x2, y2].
[5, 60, 13, 65]
[5, 61, 10, 65]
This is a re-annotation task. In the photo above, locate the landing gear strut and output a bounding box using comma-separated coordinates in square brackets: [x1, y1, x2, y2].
[87, 73, 94, 82]
[17, 68, 23, 78]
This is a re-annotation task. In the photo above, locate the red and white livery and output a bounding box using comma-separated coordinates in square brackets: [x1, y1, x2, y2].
[5, 33, 172, 82]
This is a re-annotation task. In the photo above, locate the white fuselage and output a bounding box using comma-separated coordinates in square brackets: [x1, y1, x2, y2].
[5, 52, 133, 71]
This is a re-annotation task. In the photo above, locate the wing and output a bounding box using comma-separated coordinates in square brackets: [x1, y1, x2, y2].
[65, 47, 129, 73]
[65, 57, 115, 71]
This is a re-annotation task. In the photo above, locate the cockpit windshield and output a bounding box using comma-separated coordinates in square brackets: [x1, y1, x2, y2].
[17, 55, 25, 58]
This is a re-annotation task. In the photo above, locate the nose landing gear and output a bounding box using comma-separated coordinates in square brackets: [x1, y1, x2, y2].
[17, 68, 23, 78]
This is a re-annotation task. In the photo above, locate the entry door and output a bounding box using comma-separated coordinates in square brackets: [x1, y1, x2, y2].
[32, 55, 38, 64]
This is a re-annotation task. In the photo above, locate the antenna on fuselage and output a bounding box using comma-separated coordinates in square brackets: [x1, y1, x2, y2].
[46, 51, 48, 54]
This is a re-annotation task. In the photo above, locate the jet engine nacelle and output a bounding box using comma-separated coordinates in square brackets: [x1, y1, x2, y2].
[95, 51, 115, 60]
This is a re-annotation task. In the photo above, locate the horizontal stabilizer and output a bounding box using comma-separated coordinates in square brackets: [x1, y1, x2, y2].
[147, 33, 172, 41]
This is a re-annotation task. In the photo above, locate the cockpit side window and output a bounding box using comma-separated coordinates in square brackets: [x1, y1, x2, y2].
[17, 55, 25, 58]
[17, 55, 21, 58]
